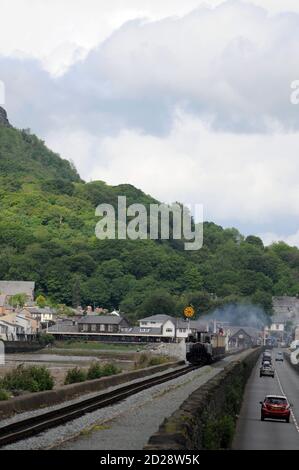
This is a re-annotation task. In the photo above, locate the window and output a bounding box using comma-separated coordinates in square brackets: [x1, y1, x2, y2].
[100, 324, 105, 332]
[108, 325, 114, 332]
[166, 328, 173, 333]
[91, 324, 97, 332]
[82, 324, 88, 332]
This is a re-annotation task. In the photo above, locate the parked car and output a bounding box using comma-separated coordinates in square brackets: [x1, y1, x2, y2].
[275, 352, 284, 362]
[260, 362, 275, 378]
[260, 395, 291, 422]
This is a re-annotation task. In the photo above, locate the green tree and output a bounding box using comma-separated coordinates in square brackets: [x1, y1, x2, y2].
[9, 293, 27, 308]
[36, 294, 46, 308]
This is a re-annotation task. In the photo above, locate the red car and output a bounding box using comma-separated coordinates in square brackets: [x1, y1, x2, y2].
[260, 395, 291, 423]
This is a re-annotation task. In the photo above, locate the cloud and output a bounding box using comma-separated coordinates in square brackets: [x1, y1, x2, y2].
[3, 1, 299, 136]
[46, 110, 299, 236]
[260, 230, 299, 247]
[1, 1, 299, 243]
[1, 1, 299, 75]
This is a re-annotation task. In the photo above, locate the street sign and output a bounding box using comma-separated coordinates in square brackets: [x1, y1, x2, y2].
[184, 306, 195, 318]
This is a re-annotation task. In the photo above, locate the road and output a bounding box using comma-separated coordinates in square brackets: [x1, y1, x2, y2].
[233, 349, 299, 450]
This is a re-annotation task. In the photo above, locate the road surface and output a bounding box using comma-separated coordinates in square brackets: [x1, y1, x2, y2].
[233, 349, 299, 450]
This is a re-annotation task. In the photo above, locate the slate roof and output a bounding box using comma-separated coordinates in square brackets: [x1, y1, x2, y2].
[48, 324, 79, 333]
[121, 327, 162, 335]
[227, 326, 261, 339]
[140, 315, 208, 331]
[0, 281, 35, 299]
[139, 315, 173, 323]
[77, 315, 124, 325]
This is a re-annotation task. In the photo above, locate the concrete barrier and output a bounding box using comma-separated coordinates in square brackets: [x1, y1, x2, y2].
[145, 348, 261, 450]
[0, 360, 184, 419]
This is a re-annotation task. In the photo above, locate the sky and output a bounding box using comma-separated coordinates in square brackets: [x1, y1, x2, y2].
[1, 0, 299, 245]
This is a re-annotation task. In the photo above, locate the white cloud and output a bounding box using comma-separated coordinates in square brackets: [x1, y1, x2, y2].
[56, 1, 299, 133]
[46, 110, 299, 236]
[2, 0, 299, 75]
[260, 230, 299, 247]
[2, 1, 299, 243]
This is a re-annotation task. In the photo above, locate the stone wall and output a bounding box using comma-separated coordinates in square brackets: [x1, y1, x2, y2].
[146, 341, 186, 361]
[145, 348, 260, 450]
[0, 360, 184, 419]
[4, 341, 43, 354]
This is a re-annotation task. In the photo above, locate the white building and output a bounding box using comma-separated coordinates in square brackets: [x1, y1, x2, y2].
[0, 319, 25, 340]
[265, 315, 286, 334]
[138, 315, 209, 341]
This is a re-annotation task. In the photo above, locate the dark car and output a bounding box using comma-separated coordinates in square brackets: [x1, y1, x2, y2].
[260, 395, 291, 422]
[275, 352, 284, 362]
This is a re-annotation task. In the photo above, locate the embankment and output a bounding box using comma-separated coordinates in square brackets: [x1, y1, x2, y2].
[145, 348, 260, 450]
[0, 360, 184, 419]
[4, 341, 43, 354]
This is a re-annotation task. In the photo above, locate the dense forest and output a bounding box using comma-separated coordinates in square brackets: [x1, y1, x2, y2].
[1, 123, 299, 321]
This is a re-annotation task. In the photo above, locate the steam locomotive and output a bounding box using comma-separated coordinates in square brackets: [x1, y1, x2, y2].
[186, 331, 226, 365]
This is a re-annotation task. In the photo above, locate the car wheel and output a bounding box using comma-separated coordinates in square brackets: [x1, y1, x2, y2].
[261, 416, 265, 421]
[286, 417, 290, 423]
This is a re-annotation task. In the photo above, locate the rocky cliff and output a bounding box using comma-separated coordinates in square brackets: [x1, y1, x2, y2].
[0, 107, 11, 127]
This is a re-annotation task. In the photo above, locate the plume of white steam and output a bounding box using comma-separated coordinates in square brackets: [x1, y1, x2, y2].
[200, 303, 269, 329]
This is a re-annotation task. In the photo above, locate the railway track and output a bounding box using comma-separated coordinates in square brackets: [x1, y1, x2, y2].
[0, 364, 197, 447]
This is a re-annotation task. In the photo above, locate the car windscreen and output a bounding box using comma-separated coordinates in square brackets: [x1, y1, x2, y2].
[266, 397, 287, 405]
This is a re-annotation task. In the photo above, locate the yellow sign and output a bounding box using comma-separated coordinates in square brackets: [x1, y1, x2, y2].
[184, 306, 195, 318]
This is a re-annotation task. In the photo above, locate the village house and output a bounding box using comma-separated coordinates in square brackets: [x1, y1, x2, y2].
[0, 311, 38, 339]
[226, 327, 262, 349]
[0, 318, 25, 341]
[137, 314, 209, 341]
[78, 315, 130, 334]
[25, 306, 55, 325]
[47, 313, 210, 343]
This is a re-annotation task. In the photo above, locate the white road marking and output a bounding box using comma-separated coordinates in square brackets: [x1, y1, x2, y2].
[275, 366, 299, 434]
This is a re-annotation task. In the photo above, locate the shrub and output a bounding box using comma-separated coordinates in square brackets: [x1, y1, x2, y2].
[87, 362, 121, 380]
[38, 333, 55, 347]
[134, 353, 170, 369]
[218, 415, 235, 449]
[203, 414, 236, 449]
[134, 353, 150, 369]
[0, 389, 10, 401]
[101, 363, 120, 376]
[148, 356, 169, 366]
[64, 367, 86, 385]
[86, 362, 103, 380]
[2, 365, 54, 393]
